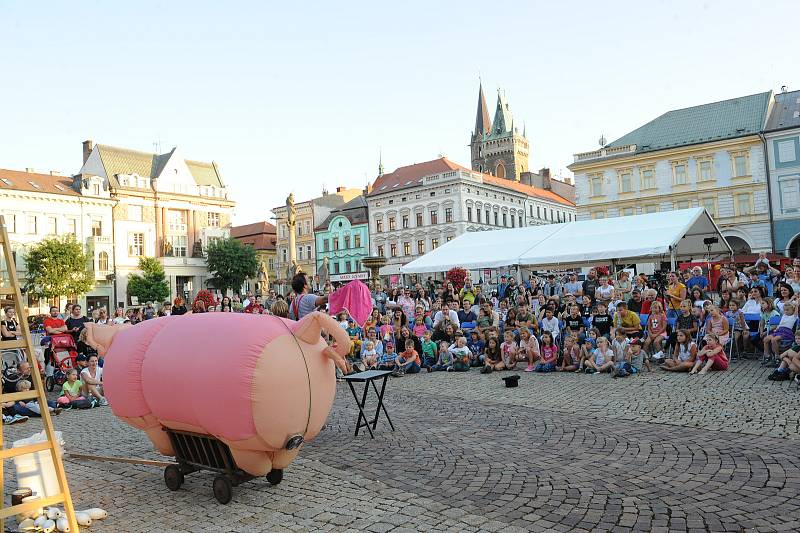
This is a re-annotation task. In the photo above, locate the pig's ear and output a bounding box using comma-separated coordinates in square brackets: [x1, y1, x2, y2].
[292, 312, 352, 358]
[84, 323, 129, 356]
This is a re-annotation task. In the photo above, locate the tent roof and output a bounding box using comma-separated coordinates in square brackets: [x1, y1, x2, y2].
[400, 208, 731, 274]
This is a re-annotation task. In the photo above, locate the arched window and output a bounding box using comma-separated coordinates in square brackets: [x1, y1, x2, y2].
[495, 162, 506, 179]
[98, 251, 109, 271]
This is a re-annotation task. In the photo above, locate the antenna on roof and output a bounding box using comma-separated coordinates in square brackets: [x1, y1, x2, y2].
[781, 85, 788, 93]
[598, 134, 607, 147]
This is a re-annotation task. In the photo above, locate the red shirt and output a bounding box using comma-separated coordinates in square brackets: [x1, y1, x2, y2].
[244, 304, 264, 314]
[43, 317, 66, 333]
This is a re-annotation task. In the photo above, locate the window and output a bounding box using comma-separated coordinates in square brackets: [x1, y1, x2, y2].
[167, 210, 186, 232]
[333, 237, 339, 251]
[493, 212, 498, 225]
[281, 249, 287, 262]
[640, 167, 655, 189]
[518, 215, 523, 227]
[511, 215, 515, 228]
[331, 262, 338, 274]
[431, 238, 439, 250]
[430, 210, 438, 224]
[701, 197, 717, 217]
[417, 240, 425, 254]
[304, 220, 311, 235]
[354, 234, 361, 248]
[388, 217, 396, 231]
[98, 251, 109, 271]
[618, 169, 633, 192]
[485, 209, 490, 223]
[401, 215, 409, 229]
[622, 207, 635, 216]
[592, 211, 605, 219]
[323, 239, 330, 252]
[732, 152, 749, 177]
[91, 219, 102, 236]
[345, 261, 352, 273]
[672, 162, 688, 185]
[390, 243, 397, 257]
[676, 200, 690, 209]
[207, 213, 220, 227]
[6, 214, 15, 233]
[344, 235, 350, 248]
[27, 215, 37, 234]
[46, 216, 57, 235]
[128, 205, 143, 222]
[589, 173, 603, 196]
[129, 233, 144, 256]
[171, 235, 188, 257]
[306, 245, 311, 258]
[644, 204, 659, 213]
[445, 208, 453, 223]
[537, 206, 541, 218]
[777, 139, 798, 163]
[698, 158, 714, 181]
[502, 213, 507, 226]
[93, 183, 101, 196]
[446, 235, 453, 242]
[377, 245, 385, 257]
[376, 219, 383, 232]
[297, 246, 304, 260]
[467, 206, 473, 222]
[403, 242, 411, 256]
[415, 212, 423, 226]
[735, 193, 752, 216]
[780, 179, 800, 212]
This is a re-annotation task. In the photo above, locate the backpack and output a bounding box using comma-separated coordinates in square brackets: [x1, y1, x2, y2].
[70, 398, 93, 409]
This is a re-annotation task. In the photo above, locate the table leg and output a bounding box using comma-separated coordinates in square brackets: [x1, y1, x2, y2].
[347, 380, 374, 438]
[370, 375, 395, 432]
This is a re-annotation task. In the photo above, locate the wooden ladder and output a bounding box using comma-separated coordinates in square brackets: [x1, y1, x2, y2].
[0, 215, 80, 532]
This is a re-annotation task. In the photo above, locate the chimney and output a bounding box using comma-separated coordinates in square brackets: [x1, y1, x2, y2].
[50, 170, 60, 176]
[539, 167, 551, 189]
[336, 186, 345, 193]
[25, 168, 34, 173]
[364, 183, 373, 195]
[82, 139, 93, 164]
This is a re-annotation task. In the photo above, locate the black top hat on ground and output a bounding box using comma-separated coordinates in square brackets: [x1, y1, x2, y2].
[502, 374, 520, 388]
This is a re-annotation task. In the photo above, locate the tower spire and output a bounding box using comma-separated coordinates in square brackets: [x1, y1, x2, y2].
[474, 81, 491, 137]
[378, 148, 384, 176]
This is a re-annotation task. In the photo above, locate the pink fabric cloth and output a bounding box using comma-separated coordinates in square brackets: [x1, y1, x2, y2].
[328, 280, 373, 326]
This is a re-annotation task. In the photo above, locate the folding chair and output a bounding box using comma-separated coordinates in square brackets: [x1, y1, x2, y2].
[761, 315, 782, 365]
[726, 317, 737, 361]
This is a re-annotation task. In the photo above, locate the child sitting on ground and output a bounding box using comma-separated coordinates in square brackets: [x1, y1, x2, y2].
[58, 368, 85, 406]
[560, 334, 581, 372]
[690, 333, 728, 374]
[585, 336, 614, 374]
[361, 341, 379, 370]
[643, 301, 668, 361]
[433, 341, 454, 372]
[661, 329, 696, 372]
[592, 303, 613, 339]
[448, 337, 472, 372]
[420, 330, 438, 371]
[477, 308, 492, 330]
[467, 330, 485, 367]
[379, 315, 394, 344]
[394, 339, 421, 376]
[481, 337, 503, 373]
[541, 308, 560, 341]
[535, 331, 558, 372]
[763, 302, 797, 363]
[627, 338, 645, 374]
[412, 316, 428, 338]
[610, 330, 632, 377]
[518, 328, 539, 372]
[576, 328, 600, 372]
[500, 330, 519, 371]
[377, 341, 396, 370]
[346, 319, 363, 357]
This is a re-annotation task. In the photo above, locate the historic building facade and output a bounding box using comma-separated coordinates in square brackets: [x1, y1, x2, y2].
[764, 88, 800, 256]
[230, 221, 277, 294]
[470, 84, 529, 180]
[272, 187, 362, 282]
[77, 140, 235, 306]
[570, 91, 774, 254]
[314, 196, 369, 280]
[367, 157, 575, 275]
[0, 167, 115, 314]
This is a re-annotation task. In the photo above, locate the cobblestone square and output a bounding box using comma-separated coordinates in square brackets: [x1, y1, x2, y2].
[4, 360, 800, 532]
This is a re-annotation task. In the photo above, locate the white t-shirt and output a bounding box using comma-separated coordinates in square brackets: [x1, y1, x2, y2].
[541, 316, 559, 336]
[81, 366, 103, 384]
[596, 285, 614, 301]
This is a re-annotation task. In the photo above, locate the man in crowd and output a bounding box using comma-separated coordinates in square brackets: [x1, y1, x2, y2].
[457, 300, 477, 325]
[685, 267, 708, 291]
[245, 296, 265, 314]
[44, 306, 68, 336]
[626, 289, 644, 314]
[613, 302, 642, 338]
[459, 279, 477, 305]
[497, 275, 508, 299]
[542, 274, 562, 298]
[582, 269, 599, 302]
[288, 273, 328, 321]
[564, 272, 583, 297]
[433, 302, 460, 328]
[242, 291, 254, 310]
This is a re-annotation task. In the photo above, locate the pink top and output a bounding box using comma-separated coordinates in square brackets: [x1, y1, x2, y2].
[541, 344, 557, 364]
[412, 324, 428, 337]
[648, 312, 668, 336]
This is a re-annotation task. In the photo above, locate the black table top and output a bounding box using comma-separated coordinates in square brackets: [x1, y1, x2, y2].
[341, 369, 393, 382]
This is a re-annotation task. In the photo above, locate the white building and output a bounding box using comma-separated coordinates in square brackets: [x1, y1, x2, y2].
[367, 157, 575, 275]
[0, 167, 115, 313]
[77, 140, 235, 306]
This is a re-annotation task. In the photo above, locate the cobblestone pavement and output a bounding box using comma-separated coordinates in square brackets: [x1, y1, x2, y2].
[2, 360, 799, 532]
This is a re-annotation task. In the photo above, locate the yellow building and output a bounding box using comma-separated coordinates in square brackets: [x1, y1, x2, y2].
[569, 91, 774, 253]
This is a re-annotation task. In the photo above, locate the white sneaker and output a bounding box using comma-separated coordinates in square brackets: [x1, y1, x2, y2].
[99, 398, 109, 406]
[653, 351, 664, 361]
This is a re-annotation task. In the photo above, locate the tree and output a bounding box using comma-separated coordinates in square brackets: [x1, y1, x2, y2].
[127, 257, 170, 303]
[24, 236, 94, 300]
[205, 237, 258, 295]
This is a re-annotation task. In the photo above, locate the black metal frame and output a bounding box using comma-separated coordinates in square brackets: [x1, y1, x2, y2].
[342, 370, 395, 438]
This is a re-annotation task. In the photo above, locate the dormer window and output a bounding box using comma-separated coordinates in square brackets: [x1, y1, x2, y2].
[28, 181, 41, 189]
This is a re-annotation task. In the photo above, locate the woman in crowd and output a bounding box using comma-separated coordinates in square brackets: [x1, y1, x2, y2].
[741, 286, 764, 315]
[171, 297, 188, 316]
[94, 307, 110, 325]
[1, 307, 19, 341]
[719, 289, 733, 313]
[396, 326, 422, 356]
[112, 307, 127, 325]
[415, 289, 432, 312]
[615, 271, 632, 299]
[690, 287, 707, 309]
[219, 296, 233, 312]
[432, 323, 456, 346]
[773, 283, 795, 314]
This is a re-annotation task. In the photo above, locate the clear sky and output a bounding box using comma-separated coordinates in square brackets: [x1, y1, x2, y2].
[2, 1, 797, 225]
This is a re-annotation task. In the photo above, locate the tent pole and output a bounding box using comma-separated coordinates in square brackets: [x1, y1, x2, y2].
[669, 247, 677, 271]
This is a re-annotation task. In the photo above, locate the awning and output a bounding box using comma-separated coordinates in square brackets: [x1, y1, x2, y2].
[400, 208, 732, 274]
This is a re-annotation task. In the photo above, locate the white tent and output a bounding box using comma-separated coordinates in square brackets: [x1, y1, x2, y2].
[399, 207, 732, 274]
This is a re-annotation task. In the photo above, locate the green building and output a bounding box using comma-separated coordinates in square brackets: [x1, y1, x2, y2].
[315, 196, 370, 280]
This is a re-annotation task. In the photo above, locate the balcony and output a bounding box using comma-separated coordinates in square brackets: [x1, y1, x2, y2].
[86, 235, 112, 250]
[95, 269, 112, 281]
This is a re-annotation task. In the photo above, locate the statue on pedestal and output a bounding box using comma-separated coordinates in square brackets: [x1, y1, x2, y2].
[317, 257, 329, 288]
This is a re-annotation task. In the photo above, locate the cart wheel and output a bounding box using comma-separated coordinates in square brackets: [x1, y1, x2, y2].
[213, 475, 233, 504]
[45, 376, 54, 392]
[164, 465, 184, 491]
[266, 468, 283, 485]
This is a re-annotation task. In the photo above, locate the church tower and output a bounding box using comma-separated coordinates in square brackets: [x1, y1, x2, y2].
[469, 85, 530, 180]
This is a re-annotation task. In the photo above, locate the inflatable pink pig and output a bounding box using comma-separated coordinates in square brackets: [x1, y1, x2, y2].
[84, 311, 350, 477]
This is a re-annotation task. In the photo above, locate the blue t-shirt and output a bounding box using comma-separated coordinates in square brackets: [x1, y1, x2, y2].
[467, 340, 485, 355]
[289, 293, 318, 320]
[686, 276, 708, 291]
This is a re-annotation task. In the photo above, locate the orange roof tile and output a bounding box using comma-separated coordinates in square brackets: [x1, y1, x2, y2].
[369, 157, 573, 206]
[230, 221, 277, 251]
[0, 168, 78, 196]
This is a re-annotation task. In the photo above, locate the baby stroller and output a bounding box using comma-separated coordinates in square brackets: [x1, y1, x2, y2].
[44, 334, 78, 392]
